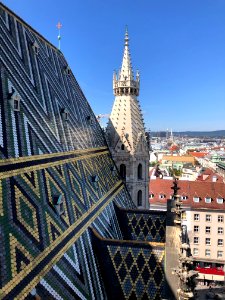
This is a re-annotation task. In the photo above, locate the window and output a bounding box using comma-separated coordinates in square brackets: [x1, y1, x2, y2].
[194, 225, 199, 233]
[159, 194, 165, 199]
[181, 196, 188, 200]
[205, 197, 212, 203]
[53, 194, 64, 216]
[86, 115, 93, 125]
[32, 41, 40, 55]
[9, 91, 21, 112]
[181, 211, 187, 220]
[193, 197, 200, 203]
[137, 190, 142, 207]
[137, 164, 142, 180]
[205, 249, 211, 257]
[194, 237, 199, 244]
[193, 248, 199, 256]
[205, 238, 211, 245]
[217, 198, 224, 204]
[120, 164, 126, 180]
[217, 251, 223, 258]
[91, 175, 99, 189]
[121, 144, 125, 150]
[218, 227, 224, 235]
[206, 215, 212, 222]
[218, 239, 223, 246]
[64, 66, 71, 75]
[149, 193, 154, 199]
[14, 99, 20, 111]
[110, 165, 117, 176]
[218, 215, 224, 223]
[194, 214, 200, 221]
[61, 108, 69, 121]
[205, 226, 211, 234]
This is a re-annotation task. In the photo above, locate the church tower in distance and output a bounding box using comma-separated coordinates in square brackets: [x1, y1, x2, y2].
[106, 29, 149, 208]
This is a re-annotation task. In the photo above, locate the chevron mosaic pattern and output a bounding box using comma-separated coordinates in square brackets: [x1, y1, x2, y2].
[115, 207, 166, 242]
[91, 229, 167, 300]
[0, 3, 170, 300]
[0, 4, 136, 299]
[126, 212, 166, 242]
[108, 245, 165, 300]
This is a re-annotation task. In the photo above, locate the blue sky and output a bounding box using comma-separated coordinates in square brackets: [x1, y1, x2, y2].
[3, 0, 225, 131]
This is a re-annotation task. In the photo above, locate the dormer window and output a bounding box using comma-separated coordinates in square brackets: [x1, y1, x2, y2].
[53, 194, 64, 216]
[110, 165, 117, 176]
[8, 91, 21, 111]
[91, 175, 99, 189]
[32, 41, 40, 55]
[61, 108, 69, 121]
[181, 196, 188, 200]
[159, 194, 166, 199]
[64, 66, 71, 75]
[205, 197, 212, 203]
[217, 198, 224, 204]
[193, 197, 200, 203]
[86, 115, 93, 125]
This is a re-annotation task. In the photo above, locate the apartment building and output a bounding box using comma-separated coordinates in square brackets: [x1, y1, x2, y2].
[149, 176, 225, 283]
[184, 209, 225, 283]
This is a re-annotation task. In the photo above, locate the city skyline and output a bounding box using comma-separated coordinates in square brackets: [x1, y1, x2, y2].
[4, 0, 225, 131]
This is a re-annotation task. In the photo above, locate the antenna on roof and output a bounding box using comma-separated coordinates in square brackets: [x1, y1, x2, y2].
[56, 21, 62, 50]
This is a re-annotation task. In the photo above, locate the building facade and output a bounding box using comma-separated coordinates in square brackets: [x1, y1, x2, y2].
[149, 175, 225, 283]
[184, 209, 225, 282]
[106, 30, 149, 208]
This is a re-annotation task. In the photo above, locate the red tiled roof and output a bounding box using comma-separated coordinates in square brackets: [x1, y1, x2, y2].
[149, 178, 225, 210]
[189, 152, 208, 158]
[196, 168, 224, 183]
[161, 155, 195, 163]
[170, 145, 179, 151]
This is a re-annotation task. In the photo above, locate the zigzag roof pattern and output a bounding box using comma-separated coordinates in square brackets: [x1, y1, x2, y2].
[0, 4, 171, 299]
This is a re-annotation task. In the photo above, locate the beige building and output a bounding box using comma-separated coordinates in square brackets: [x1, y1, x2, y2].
[149, 175, 225, 283]
[106, 29, 149, 208]
[183, 209, 225, 282]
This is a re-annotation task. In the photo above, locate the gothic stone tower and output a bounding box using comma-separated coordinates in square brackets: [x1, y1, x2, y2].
[106, 29, 149, 208]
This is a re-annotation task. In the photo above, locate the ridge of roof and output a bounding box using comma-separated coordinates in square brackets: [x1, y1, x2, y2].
[0, 2, 60, 52]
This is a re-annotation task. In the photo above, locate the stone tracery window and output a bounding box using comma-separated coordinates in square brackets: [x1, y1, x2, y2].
[137, 190, 142, 206]
[120, 164, 126, 180]
[137, 163, 142, 180]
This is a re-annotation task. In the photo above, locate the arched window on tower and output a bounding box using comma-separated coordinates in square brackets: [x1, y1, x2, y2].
[120, 164, 126, 180]
[138, 163, 143, 180]
[121, 144, 125, 150]
[137, 190, 142, 207]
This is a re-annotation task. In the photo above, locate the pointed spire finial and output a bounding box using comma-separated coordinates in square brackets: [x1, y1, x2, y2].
[125, 25, 129, 46]
[56, 21, 62, 50]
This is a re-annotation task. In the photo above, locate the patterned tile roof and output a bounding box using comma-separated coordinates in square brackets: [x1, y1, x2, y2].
[0, 3, 171, 299]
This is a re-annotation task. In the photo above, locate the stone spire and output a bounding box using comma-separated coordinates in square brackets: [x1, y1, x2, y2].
[109, 29, 145, 153]
[120, 28, 133, 81]
[106, 29, 149, 208]
[113, 28, 140, 97]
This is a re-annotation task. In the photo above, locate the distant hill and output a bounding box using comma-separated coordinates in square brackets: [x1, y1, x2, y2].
[151, 130, 225, 138]
[174, 130, 225, 137]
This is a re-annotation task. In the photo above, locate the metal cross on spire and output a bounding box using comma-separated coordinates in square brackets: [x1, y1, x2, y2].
[56, 21, 62, 50]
